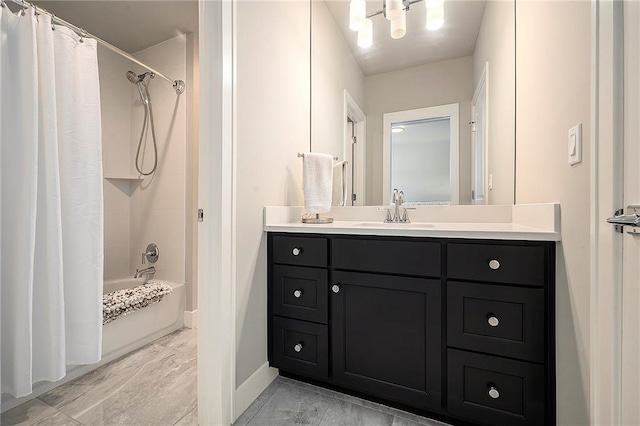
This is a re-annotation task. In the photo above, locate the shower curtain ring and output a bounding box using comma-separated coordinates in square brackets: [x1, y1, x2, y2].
[1, 1, 6, 8]
[51, 14, 56, 30]
[79, 29, 87, 43]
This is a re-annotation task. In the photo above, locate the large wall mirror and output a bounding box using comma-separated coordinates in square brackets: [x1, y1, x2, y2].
[310, 0, 515, 206]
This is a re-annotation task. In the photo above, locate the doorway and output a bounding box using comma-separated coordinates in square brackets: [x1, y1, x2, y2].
[472, 64, 488, 205]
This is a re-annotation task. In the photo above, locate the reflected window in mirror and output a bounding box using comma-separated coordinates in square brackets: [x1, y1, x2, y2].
[383, 103, 459, 205]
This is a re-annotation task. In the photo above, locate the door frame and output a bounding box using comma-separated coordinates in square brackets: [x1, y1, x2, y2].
[590, 0, 624, 424]
[472, 63, 489, 205]
[343, 90, 366, 206]
[198, 0, 236, 425]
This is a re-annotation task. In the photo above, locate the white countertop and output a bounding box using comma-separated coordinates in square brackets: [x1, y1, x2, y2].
[263, 204, 561, 241]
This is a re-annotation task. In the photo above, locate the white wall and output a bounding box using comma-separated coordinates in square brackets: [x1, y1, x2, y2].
[100, 47, 134, 281]
[473, 0, 515, 205]
[515, 2, 591, 424]
[311, 0, 365, 160]
[364, 56, 473, 205]
[235, 1, 309, 386]
[129, 35, 188, 286]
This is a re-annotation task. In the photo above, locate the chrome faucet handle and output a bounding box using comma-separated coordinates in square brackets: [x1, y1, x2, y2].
[377, 207, 394, 223]
[385, 209, 393, 223]
[141, 243, 159, 264]
[401, 207, 416, 223]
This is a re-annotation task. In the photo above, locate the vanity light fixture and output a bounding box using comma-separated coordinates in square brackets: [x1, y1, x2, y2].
[350, 0, 367, 31]
[358, 18, 374, 48]
[426, 0, 445, 31]
[350, 0, 445, 45]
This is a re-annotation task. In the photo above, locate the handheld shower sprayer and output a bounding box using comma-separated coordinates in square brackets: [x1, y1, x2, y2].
[126, 70, 158, 175]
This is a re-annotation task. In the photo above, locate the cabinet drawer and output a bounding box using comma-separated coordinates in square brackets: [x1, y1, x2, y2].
[332, 238, 440, 277]
[273, 265, 328, 324]
[447, 243, 545, 287]
[273, 235, 327, 267]
[447, 282, 545, 362]
[272, 317, 328, 380]
[448, 349, 545, 426]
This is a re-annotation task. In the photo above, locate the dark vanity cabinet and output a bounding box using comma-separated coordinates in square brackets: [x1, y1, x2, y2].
[267, 233, 556, 426]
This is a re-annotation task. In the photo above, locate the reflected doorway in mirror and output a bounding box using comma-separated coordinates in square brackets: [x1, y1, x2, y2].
[471, 62, 488, 205]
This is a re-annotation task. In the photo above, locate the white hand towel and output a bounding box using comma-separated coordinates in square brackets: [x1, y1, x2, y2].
[303, 152, 333, 214]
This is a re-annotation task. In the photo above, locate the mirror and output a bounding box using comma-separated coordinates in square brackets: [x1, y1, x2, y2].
[311, 0, 515, 206]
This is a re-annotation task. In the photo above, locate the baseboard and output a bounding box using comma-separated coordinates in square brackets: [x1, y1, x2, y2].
[234, 362, 278, 422]
[184, 310, 198, 328]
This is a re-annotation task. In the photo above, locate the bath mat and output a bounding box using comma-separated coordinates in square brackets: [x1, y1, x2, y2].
[103, 281, 173, 324]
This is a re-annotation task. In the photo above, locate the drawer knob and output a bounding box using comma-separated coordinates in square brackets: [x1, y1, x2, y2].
[293, 289, 303, 298]
[331, 284, 341, 294]
[487, 315, 500, 327]
[488, 259, 501, 270]
[294, 342, 304, 353]
[292, 247, 302, 256]
[488, 386, 500, 399]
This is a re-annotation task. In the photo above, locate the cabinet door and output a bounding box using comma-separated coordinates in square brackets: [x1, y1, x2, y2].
[331, 271, 442, 411]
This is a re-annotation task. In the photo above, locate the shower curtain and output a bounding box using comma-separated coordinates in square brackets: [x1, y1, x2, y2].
[1, 7, 103, 398]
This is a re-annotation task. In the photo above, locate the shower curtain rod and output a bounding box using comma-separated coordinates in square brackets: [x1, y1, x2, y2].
[4, 0, 186, 94]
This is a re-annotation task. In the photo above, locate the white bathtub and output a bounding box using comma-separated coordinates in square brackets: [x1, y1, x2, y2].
[102, 278, 185, 360]
[0, 278, 186, 413]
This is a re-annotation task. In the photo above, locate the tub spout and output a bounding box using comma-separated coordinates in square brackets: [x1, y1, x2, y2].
[134, 266, 156, 279]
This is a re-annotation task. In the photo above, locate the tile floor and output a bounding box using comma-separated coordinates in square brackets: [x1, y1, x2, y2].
[235, 377, 450, 426]
[3, 326, 448, 426]
[2, 327, 197, 426]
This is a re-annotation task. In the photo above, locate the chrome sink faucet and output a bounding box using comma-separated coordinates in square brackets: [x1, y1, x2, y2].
[383, 188, 413, 223]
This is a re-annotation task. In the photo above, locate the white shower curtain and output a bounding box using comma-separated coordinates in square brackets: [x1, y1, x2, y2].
[0, 8, 103, 398]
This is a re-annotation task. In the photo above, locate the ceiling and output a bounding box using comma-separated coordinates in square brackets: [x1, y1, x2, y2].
[32, 0, 198, 53]
[324, 0, 487, 76]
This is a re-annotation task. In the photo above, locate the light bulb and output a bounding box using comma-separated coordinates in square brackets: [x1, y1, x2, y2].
[385, 0, 403, 21]
[349, 0, 366, 32]
[426, 4, 444, 30]
[358, 18, 373, 48]
[425, 0, 444, 9]
[390, 11, 406, 39]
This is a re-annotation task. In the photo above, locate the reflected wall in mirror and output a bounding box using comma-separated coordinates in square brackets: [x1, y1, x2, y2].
[311, 0, 515, 206]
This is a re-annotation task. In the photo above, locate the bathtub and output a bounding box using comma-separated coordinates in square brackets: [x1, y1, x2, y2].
[102, 278, 185, 360]
[0, 278, 186, 413]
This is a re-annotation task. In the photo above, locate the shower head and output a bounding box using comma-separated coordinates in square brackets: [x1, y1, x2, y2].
[126, 71, 153, 104]
[126, 71, 153, 84]
[126, 71, 141, 84]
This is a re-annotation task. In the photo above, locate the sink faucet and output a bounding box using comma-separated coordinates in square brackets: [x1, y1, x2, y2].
[134, 266, 156, 279]
[384, 189, 412, 223]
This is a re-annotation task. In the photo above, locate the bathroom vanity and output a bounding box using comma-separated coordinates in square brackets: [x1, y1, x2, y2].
[265, 205, 559, 426]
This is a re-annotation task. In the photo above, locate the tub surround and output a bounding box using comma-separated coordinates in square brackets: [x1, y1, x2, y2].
[264, 203, 560, 241]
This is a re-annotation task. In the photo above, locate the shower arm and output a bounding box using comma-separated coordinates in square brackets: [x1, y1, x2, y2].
[4, 0, 186, 95]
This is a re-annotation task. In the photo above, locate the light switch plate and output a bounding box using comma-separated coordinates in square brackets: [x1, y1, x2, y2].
[568, 123, 582, 165]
